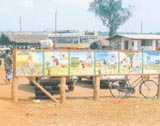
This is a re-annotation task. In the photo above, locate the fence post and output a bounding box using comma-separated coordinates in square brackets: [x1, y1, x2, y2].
[93, 76, 100, 101]
[11, 77, 18, 102]
[60, 77, 66, 104]
[158, 75, 160, 99]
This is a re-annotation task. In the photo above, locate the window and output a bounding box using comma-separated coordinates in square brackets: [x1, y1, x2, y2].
[51, 37, 78, 44]
[156, 40, 160, 46]
[80, 36, 88, 43]
[141, 40, 152, 46]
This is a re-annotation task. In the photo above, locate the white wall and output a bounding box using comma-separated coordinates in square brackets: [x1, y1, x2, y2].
[110, 36, 158, 51]
[133, 40, 138, 50]
[121, 37, 132, 50]
[140, 40, 156, 51]
[152, 40, 156, 50]
[121, 38, 157, 51]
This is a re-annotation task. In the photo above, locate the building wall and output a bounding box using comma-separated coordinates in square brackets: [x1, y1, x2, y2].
[110, 36, 158, 51]
[121, 37, 132, 50]
[110, 37, 121, 50]
[138, 40, 156, 50]
[156, 40, 160, 50]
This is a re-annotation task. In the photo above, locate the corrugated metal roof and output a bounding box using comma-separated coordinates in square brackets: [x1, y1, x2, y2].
[111, 34, 160, 40]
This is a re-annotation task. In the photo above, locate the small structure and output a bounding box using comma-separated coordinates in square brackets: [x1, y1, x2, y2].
[99, 36, 111, 50]
[109, 34, 160, 50]
[39, 39, 53, 49]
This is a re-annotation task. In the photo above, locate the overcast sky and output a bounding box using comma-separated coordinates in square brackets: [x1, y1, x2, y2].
[0, 0, 160, 33]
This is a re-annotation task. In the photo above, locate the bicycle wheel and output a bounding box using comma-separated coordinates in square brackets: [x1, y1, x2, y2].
[110, 80, 128, 98]
[140, 80, 158, 98]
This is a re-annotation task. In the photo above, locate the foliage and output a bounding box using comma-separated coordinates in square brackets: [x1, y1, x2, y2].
[89, 0, 132, 37]
[0, 33, 11, 45]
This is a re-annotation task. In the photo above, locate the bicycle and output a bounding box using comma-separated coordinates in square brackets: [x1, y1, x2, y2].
[109, 75, 158, 98]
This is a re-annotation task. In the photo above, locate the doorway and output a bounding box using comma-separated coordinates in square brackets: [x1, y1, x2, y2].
[124, 41, 129, 50]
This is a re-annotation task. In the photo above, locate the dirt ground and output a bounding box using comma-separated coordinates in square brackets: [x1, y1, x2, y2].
[0, 76, 160, 126]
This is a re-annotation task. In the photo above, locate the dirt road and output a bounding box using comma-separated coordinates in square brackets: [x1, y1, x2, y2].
[0, 76, 160, 126]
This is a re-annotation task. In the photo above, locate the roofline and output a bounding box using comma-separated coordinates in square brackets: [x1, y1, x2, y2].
[109, 34, 160, 40]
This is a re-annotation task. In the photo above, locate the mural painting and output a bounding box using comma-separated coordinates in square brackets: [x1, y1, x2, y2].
[14, 50, 160, 77]
[119, 51, 142, 74]
[95, 51, 118, 74]
[15, 51, 43, 76]
[44, 51, 69, 76]
[143, 51, 160, 74]
[69, 51, 94, 75]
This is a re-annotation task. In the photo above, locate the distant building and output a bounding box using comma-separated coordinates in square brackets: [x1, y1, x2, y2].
[109, 34, 160, 50]
[0, 31, 101, 49]
[48, 31, 100, 49]
[0, 32, 48, 49]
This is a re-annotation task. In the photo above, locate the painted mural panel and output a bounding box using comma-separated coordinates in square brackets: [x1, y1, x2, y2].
[15, 51, 43, 76]
[119, 51, 142, 74]
[44, 51, 69, 76]
[95, 51, 118, 74]
[69, 51, 94, 75]
[15, 50, 160, 77]
[143, 51, 160, 74]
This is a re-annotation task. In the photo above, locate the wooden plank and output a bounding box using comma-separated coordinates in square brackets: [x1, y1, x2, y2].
[93, 76, 100, 101]
[29, 77, 59, 103]
[11, 77, 18, 102]
[60, 77, 66, 104]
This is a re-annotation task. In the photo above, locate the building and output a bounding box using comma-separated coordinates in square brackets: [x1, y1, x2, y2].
[0, 32, 48, 49]
[109, 34, 160, 50]
[0, 31, 101, 49]
[99, 36, 110, 49]
[48, 31, 100, 49]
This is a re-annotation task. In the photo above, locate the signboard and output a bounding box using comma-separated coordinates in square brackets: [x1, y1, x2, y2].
[44, 51, 69, 76]
[69, 51, 94, 75]
[119, 51, 142, 74]
[95, 51, 118, 75]
[14, 50, 160, 77]
[15, 50, 43, 76]
[143, 51, 160, 74]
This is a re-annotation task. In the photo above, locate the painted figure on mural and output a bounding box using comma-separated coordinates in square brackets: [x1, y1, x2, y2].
[108, 54, 117, 74]
[52, 56, 59, 66]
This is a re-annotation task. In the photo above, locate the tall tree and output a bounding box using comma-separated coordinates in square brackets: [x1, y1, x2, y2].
[89, 0, 132, 37]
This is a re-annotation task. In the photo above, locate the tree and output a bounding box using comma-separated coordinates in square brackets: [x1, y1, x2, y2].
[89, 0, 132, 37]
[0, 33, 10, 45]
[0, 33, 16, 47]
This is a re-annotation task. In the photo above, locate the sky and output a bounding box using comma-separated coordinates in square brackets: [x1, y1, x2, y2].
[0, 0, 160, 33]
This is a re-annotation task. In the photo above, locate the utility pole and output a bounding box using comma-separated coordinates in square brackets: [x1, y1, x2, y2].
[55, 10, 57, 45]
[140, 21, 143, 33]
[19, 16, 22, 32]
